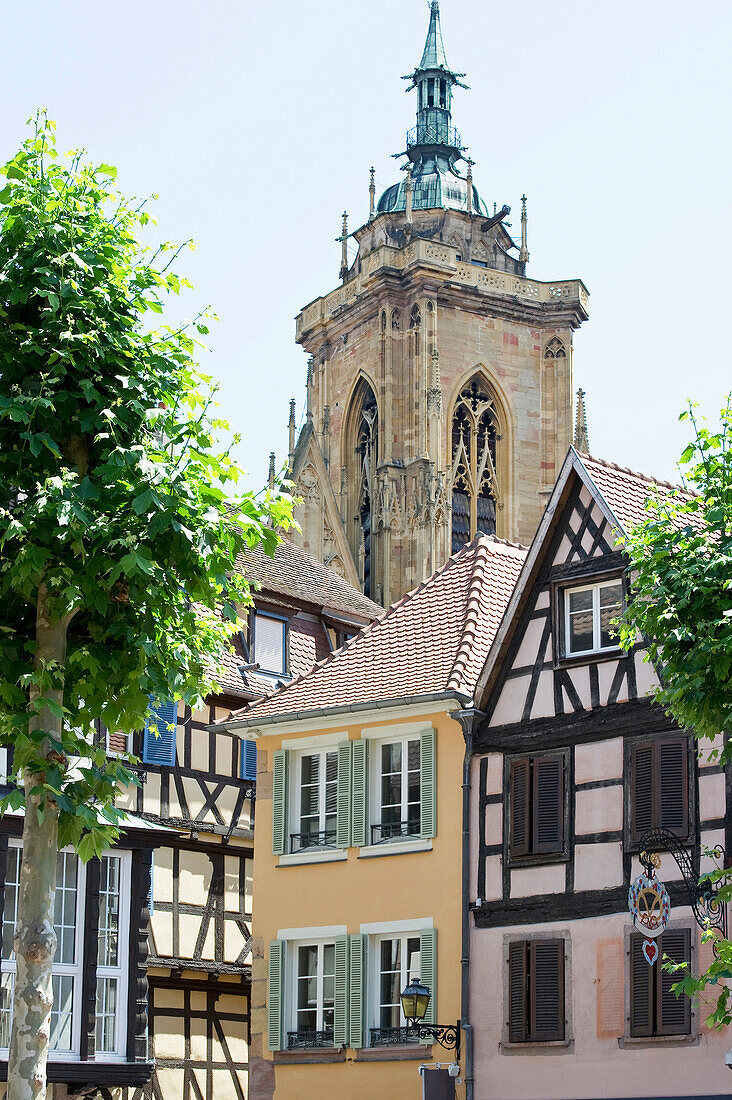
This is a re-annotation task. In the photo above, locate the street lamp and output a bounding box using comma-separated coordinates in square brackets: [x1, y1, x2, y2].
[399, 978, 461, 1058]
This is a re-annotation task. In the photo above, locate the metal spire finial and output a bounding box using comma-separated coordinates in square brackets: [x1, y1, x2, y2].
[519, 194, 529, 265]
[369, 167, 376, 221]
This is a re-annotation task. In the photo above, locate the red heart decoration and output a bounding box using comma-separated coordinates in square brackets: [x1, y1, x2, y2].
[642, 939, 659, 966]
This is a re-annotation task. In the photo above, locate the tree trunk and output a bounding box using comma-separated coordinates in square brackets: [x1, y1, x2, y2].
[7, 585, 68, 1100]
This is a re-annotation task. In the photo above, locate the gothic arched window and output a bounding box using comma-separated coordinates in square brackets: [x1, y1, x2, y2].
[450, 376, 499, 554]
[348, 379, 379, 598]
[410, 305, 421, 355]
[544, 336, 566, 360]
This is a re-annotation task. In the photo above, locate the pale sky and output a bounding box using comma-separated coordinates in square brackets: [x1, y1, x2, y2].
[2, 0, 729, 489]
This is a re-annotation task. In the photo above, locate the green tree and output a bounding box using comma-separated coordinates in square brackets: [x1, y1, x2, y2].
[619, 397, 732, 1027]
[0, 113, 292, 1099]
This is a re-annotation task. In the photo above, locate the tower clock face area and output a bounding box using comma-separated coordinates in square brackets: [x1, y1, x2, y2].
[290, 1, 588, 607]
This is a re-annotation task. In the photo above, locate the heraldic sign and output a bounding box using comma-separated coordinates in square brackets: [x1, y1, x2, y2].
[628, 852, 671, 966]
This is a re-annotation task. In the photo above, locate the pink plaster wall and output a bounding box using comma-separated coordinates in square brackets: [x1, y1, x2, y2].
[470, 910, 732, 1099]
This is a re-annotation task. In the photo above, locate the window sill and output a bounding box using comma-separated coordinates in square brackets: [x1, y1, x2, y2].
[354, 1044, 430, 1061]
[278, 849, 348, 867]
[501, 1038, 573, 1054]
[357, 838, 433, 859]
[554, 647, 623, 671]
[507, 852, 569, 870]
[274, 1048, 346, 1064]
[618, 1033, 697, 1049]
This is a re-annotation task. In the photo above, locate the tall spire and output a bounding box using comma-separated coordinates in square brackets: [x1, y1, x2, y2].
[574, 388, 590, 454]
[419, 1, 449, 71]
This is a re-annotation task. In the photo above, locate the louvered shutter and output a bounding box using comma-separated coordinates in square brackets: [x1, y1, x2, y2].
[351, 739, 368, 847]
[267, 940, 285, 1051]
[420, 729, 437, 839]
[240, 739, 257, 782]
[142, 698, 178, 766]
[529, 940, 564, 1041]
[272, 750, 288, 856]
[508, 941, 528, 1042]
[336, 741, 352, 848]
[533, 755, 563, 854]
[420, 928, 437, 1030]
[658, 929, 691, 1035]
[349, 934, 366, 1049]
[631, 742, 654, 842]
[629, 934, 654, 1037]
[509, 758, 530, 858]
[658, 739, 689, 835]
[333, 934, 350, 1047]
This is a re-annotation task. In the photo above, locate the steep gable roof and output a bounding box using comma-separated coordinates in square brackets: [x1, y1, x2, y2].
[473, 447, 689, 705]
[222, 535, 526, 728]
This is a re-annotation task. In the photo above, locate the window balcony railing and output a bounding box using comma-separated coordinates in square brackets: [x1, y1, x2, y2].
[370, 820, 421, 844]
[287, 1028, 334, 1050]
[370, 1026, 420, 1047]
[289, 829, 337, 853]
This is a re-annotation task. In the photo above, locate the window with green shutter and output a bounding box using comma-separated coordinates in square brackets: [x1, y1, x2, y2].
[370, 927, 436, 1047]
[272, 750, 288, 856]
[349, 934, 366, 1048]
[336, 741, 352, 848]
[267, 940, 285, 1051]
[420, 729, 437, 839]
[351, 739, 369, 847]
[361, 729, 436, 847]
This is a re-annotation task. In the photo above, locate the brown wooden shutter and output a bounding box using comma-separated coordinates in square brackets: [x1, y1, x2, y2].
[631, 742, 654, 842]
[529, 940, 564, 1041]
[533, 755, 564, 854]
[509, 758, 530, 858]
[658, 929, 691, 1035]
[629, 934, 654, 1037]
[657, 739, 689, 836]
[508, 940, 528, 1042]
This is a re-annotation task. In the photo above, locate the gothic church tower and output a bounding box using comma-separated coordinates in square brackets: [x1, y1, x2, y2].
[289, 2, 589, 606]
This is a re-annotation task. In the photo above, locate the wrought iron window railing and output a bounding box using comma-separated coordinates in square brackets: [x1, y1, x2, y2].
[370, 1026, 420, 1047]
[370, 820, 421, 844]
[287, 1029, 334, 1050]
[289, 829, 337, 853]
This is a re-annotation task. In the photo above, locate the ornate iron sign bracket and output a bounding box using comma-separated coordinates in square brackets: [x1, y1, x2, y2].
[637, 827, 727, 940]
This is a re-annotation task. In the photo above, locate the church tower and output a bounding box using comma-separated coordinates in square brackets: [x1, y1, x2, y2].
[289, 1, 589, 606]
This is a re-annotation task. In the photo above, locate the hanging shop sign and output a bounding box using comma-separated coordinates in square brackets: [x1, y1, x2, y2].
[628, 863, 670, 965]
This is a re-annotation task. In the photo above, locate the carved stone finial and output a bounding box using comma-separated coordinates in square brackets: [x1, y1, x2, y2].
[288, 399, 296, 468]
[369, 166, 376, 221]
[519, 193, 529, 265]
[405, 164, 413, 229]
[268, 452, 276, 492]
[338, 211, 349, 282]
[574, 387, 590, 453]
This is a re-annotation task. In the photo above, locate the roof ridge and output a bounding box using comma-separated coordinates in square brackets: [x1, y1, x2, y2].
[576, 449, 690, 496]
[446, 538, 490, 695]
[232, 536, 484, 721]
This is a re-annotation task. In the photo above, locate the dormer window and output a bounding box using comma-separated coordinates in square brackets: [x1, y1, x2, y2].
[253, 612, 287, 676]
[562, 578, 623, 657]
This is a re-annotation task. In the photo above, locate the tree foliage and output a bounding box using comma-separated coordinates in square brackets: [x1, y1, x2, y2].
[619, 398, 732, 1028]
[0, 112, 293, 854]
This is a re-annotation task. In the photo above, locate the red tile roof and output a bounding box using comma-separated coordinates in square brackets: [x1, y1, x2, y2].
[576, 452, 696, 534]
[228, 535, 526, 725]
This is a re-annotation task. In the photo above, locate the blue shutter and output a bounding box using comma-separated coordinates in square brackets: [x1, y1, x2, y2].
[142, 698, 178, 766]
[240, 739, 257, 782]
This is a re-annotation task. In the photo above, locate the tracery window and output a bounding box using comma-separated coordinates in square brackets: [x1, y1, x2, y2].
[450, 376, 499, 553]
[351, 381, 378, 598]
[410, 305, 421, 356]
[544, 336, 566, 360]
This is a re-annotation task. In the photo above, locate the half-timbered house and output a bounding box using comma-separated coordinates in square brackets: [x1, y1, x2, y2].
[0, 539, 378, 1100]
[468, 449, 732, 1098]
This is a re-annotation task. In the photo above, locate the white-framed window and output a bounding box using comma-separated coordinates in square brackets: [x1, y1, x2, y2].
[563, 577, 623, 657]
[252, 612, 287, 676]
[0, 842, 131, 1060]
[370, 736, 421, 844]
[371, 933, 421, 1037]
[291, 748, 338, 853]
[288, 940, 336, 1047]
[95, 852, 131, 1058]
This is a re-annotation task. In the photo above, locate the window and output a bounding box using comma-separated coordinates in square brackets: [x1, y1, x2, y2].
[372, 738, 421, 843]
[289, 941, 336, 1049]
[240, 738, 257, 782]
[0, 844, 130, 1059]
[142, 698, 177, 767]
[508, 753, 565, 859]
[451, 376, 499, 553]
[629, 736, 689, 844]
[252, 613, 287, 676]
[371, 935, 421, 1043]
[630, 929, 691, 1037]
[363, 730, 436, 847]
[96, 853, 130, 1057]
[562, 578, 623, 657]
[508, 939, 565, 1043]
[106, 729, 130, 757]
[292, 749, 338, 852]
